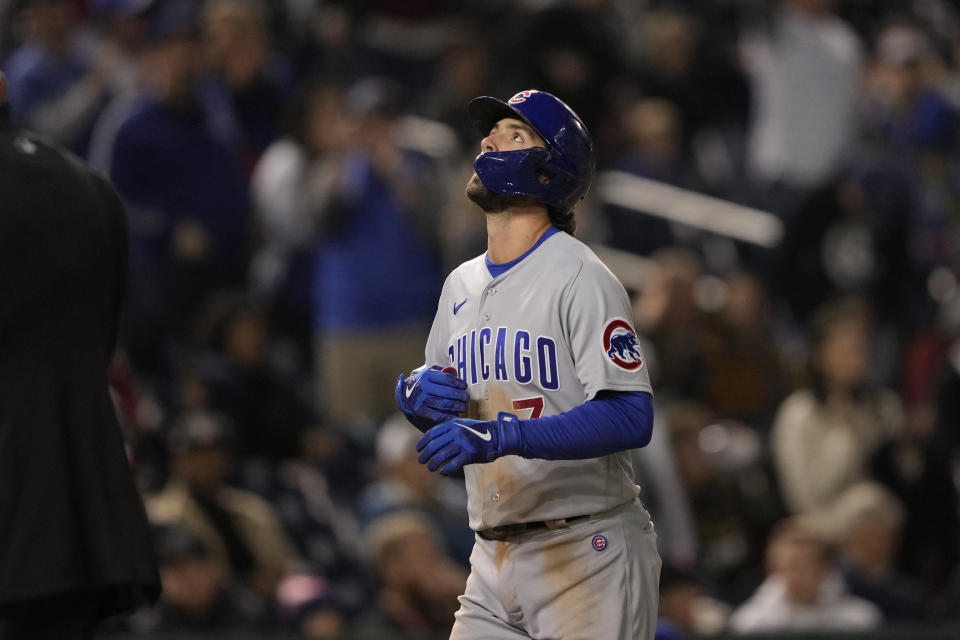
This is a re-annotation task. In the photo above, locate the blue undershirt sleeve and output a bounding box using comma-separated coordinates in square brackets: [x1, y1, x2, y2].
[517, 390, 653, 460]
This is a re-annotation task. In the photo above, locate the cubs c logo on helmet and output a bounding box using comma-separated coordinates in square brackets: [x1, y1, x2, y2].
[603, 319, 643, 371]
[508, 90, 533, 104]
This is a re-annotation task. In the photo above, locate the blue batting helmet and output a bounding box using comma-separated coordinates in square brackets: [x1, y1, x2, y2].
[468, 89, 595, 213]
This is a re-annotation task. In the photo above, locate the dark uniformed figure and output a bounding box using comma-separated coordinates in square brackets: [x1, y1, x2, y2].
[0, 70, 160, 639]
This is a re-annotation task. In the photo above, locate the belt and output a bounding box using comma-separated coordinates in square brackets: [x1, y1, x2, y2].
[477, 514, 592, 541]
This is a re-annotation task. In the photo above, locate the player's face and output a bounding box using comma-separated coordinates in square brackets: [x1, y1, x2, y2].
[480, 117, 546, 153]
[466, 117, 546, 212]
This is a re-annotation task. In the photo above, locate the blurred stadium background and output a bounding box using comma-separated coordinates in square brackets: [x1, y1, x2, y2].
[3, 0, 960, 638]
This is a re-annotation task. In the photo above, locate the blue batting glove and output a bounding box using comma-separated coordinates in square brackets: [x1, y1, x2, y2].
[396, 365, 469, 432]
[416, 412, 524, 475]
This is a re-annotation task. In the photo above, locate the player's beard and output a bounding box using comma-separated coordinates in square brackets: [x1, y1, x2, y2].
[466, 173, 537, 212]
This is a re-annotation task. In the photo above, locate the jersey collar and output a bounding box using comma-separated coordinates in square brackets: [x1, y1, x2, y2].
[485, 226, 560, 278]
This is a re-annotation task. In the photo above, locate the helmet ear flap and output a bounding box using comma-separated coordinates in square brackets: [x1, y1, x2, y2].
[537, 160, 578, 194]
[535, 168, 554, 184]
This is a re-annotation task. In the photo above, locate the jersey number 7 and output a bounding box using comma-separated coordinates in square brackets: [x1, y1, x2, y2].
[512, 396, 544, 419]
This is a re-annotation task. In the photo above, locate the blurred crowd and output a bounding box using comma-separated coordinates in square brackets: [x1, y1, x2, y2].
[4, 0, 960, 637]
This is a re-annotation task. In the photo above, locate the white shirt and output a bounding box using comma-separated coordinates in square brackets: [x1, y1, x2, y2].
[742, 5, 863, 188]
[729, 573, 882, 633]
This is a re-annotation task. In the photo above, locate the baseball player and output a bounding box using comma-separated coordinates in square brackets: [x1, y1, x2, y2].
[396, 89, 661, 639]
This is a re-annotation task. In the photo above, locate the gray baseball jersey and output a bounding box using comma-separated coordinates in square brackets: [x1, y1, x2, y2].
[424, 230, 653, 530]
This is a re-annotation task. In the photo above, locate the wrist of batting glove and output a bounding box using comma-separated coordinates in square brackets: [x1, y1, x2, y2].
[493, 411, 523, 458]
[416, 411, 523, 475]
[396, 365, 469, 433]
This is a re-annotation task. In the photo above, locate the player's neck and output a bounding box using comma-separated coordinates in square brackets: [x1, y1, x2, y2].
[485, 207, 552, 264]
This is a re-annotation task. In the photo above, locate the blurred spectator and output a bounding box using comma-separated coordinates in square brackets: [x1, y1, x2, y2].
[728, 519, 882, 633]
[358, 413, 472, 567]
[135, 522, 266, 634]
[108, 0, 251, 374]
[275, 573, 345, 639]
[3, 0, 119, 153]
[265, 422, 372, 617]
[249, 82, 349, 350]
[146, 409, 300, 603]
[873, 311, 960, 593]
[635, 7, 749, 156]
[657, 563, 730, 639]
[769, 164, 920, 329]
[604, 98, 706, 256]
[666, 402, 783, 603]
[632, 248, 705, 397]
[863, 22, 958, 161]
[616, 98, 696, 187]
[200, 0, 285, 175]
[254, 76, 448, 426]
[860, 21, 960, 297]
[310, 76, 445, 425]
[290, 2, 364, 85]
[93, 0, 151, 49]
[191, 291, 315, 462]
[830, 483, 926, 621]
[85, 0, 152, 174]
[890, 293, 959, 596]
[740, 0, 863, 215]
[90, 0, 150, 94]
[771, 298, 904, 532]
[353, 511, 468, 640]
[697, 271, 789, 428]
[110, 0, 249, 269]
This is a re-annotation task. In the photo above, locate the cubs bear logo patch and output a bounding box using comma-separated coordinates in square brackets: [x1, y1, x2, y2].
[592, 535, 607, 551]
[602, 319, 643, 371]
